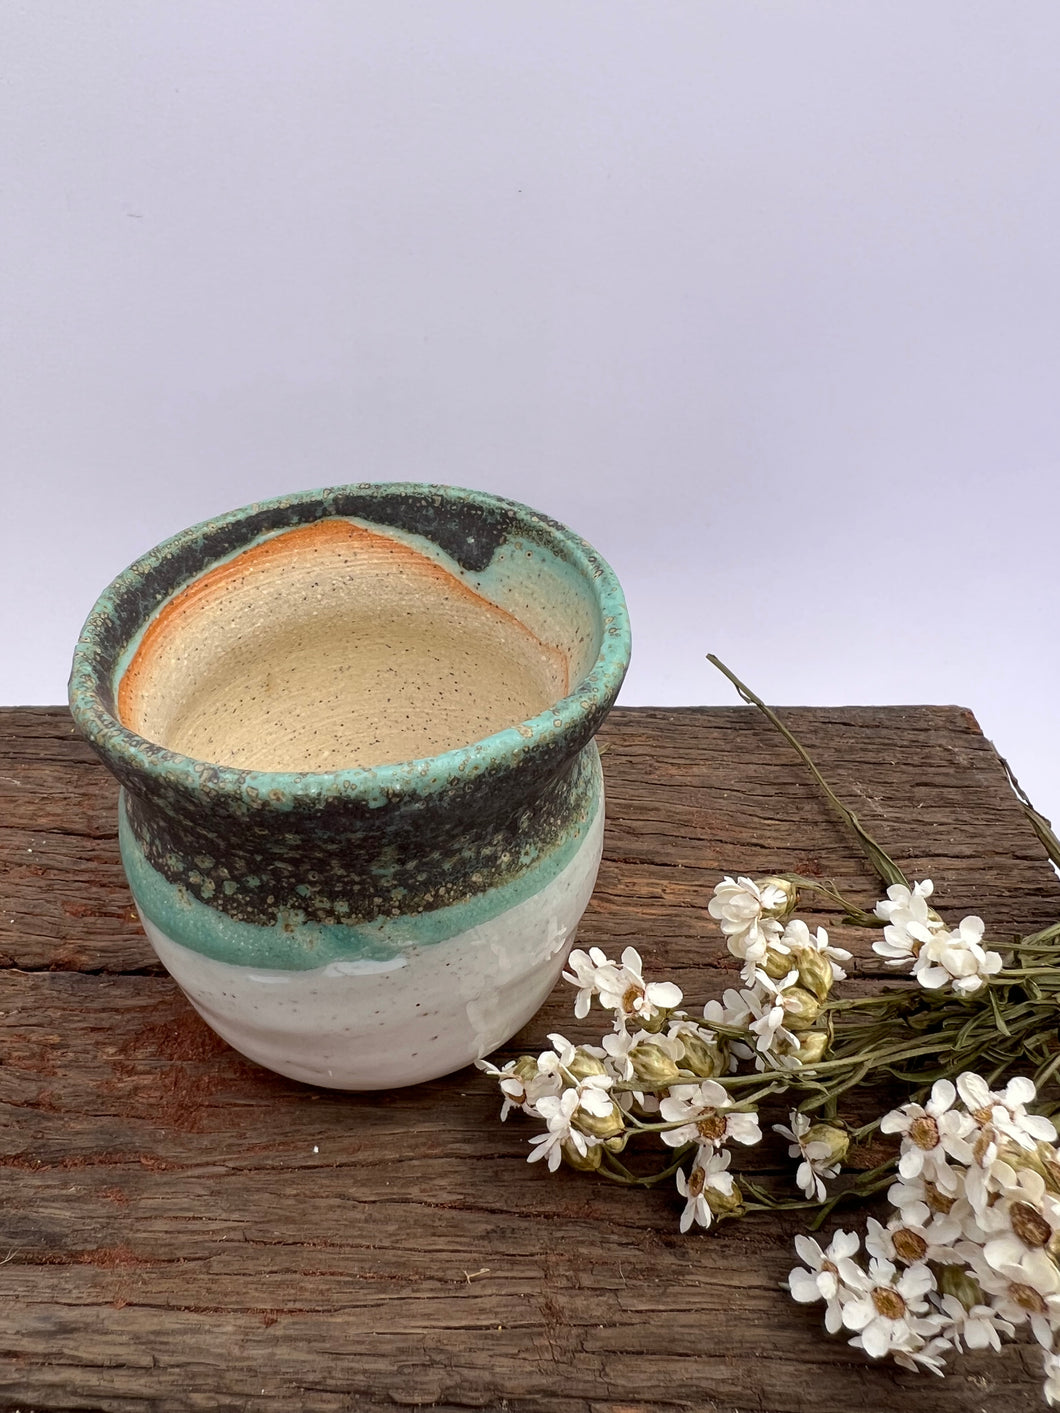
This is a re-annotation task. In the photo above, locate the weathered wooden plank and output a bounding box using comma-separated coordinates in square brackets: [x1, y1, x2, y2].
[1, 704, 1058, 1412]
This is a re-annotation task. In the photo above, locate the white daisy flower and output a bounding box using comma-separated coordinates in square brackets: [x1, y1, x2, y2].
[774, 1110, 844, 1201]
[872, 919, 935, 972]
[562, 947, 620, 1018]
[957, 1072, 1058, 1150]
[537, 1032, 580, 1076]
[572, 1074, 617, 1119]
[743, 969, 819, 1065]
[787, 1230, 864, 1334]
[594, 946, 683, 1026]
[659, 1081, 762, 1151]
[527, 1090, 587, 1172]
[888, 1175, 986, 1251]
[600, 1026, 681, 1112]
[708, 875, 791, 970]
[913, 916, 1003, 996]
[964, 1135, 1013, 1218]
[602, 1024, 684, 1071]
[971, 1248, 1060, 1349]
[478, 1056, 562, 1120]
[702, 989, 753, 1031]
[880, 1080, 976, 1182]
[675, 1147, 738, 1232]
[840, 1256, 936, 1360]
[782, 916, 852, 988]
[872, 880, 946, 971]
[935, 1293, 1014, 1353]
[600, 1026, 644, 1081]
[865, 1213, 958, 1267]
[873, 879, 941, 927]
[979, 1166, 1060, 1270]
[888, 1334, 951, 1376]
[700, 990, 757, 1067]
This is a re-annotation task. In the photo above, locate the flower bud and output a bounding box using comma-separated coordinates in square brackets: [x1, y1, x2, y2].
[795, 948, 835, 1002]
[675, 1027, 728, 1079]
[566, 1049, 609, 1082]
[561, 1139, 603, 1171]
[572, 1099, 625, 1141]
[936, 1264, 985, 1311]
[761, 945, 795, 981]
[603, 1133, 628, 1153]
[782, 987, 822, 1031]
[1037, 1142, 1060, 1196]
[757, 876, 798, 920]
[512, 1055, 541, 1084]
[793, 1030, 829, 1065]
[629, 1092, 661, 1120]
[634, 1007, 670, 1035]
[705, 1179, 744, 1220]
[1005, 1139, 1060, 1196]
[803, 1123, 849, 1167]
[630, 1043, 683, 1087]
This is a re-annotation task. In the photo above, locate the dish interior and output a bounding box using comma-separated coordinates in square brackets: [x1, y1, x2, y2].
[117, 519, 574, 773]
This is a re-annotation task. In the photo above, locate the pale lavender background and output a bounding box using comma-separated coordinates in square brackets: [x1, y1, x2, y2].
[3, 3, 1059, 818]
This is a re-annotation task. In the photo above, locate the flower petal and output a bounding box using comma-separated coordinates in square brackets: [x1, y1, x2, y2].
[860, 1317, 892, 1360]
[929, 1079, 956, 1114]
[841, 1298, 874, 1332]
[788, 1268, 821, 1303]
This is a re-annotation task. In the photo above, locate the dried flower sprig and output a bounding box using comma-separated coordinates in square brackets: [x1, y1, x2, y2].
[481, 658, 1060, 1400]
[788, 1072, 1060, 1388]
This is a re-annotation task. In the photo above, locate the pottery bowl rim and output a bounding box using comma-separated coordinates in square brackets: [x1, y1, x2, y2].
[69, 482, 631, 809]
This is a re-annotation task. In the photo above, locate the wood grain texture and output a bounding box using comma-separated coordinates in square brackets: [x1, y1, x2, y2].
[2, 704, 1059, 1413]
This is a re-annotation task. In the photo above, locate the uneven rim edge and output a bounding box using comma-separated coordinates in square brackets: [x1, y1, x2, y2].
[68, 482, 632, 806]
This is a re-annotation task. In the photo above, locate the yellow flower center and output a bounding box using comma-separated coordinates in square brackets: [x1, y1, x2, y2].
[871, 1287, 906, 1320]
[892, 1228, 928, 1263]
[924, 1184, 955, 1215]
[1010, 1282, 1048, 1315]
[696, 1112, 728, 1143]
[622, 984, 644, 1014]
[1011, 1201, 1052, 1249]
[973, 1126, 998, 1165]
[909, 1115, 940, 1150]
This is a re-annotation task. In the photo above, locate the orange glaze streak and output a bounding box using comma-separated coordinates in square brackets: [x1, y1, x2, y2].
[118, 518, 570, 731]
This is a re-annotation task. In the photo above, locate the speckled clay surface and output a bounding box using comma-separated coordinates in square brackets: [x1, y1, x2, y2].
[69, 484, 630, 1089]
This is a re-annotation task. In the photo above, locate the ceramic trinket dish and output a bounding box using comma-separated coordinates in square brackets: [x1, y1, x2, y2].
[69, 484, 630, 1088]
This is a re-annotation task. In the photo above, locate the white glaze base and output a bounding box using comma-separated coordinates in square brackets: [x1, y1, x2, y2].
[138, 804, 605, 1089]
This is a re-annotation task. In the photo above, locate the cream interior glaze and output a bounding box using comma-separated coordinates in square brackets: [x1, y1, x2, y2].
[118, 518, 570, 772]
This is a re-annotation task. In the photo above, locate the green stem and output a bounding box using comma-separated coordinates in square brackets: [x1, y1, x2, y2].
[707, 655, 910, 890]
[781, 874, 886, 928]
[997, 752, 1060, 872]
[596, 1148, 692, 1188]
